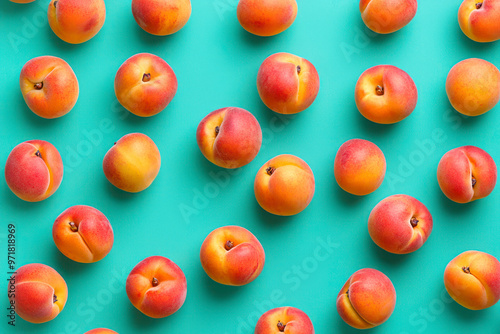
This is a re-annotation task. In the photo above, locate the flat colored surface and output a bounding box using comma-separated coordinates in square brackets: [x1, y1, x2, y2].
[1, 1, 499, 333]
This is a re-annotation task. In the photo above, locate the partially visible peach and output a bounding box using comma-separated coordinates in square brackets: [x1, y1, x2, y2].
[255, 306, 314, 333]
[10, 0, 35, 3]
[85, 329, 118, 334]
[360, 0, 418, 34]
[458, 0, 500, 43]
[237, 0, 298, 37]
[132, 0, 191, 36]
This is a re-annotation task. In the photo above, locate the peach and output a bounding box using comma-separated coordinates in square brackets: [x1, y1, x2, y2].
[444, 250, 500, 310]
[8, 263, 67, 323]
[257, 52, 320, 114]
[103, 133, 161, 193]
[20, 56, 79, 119]
[254, 154, 315, 216]
[52, 205, 114, 263]
[446, 58, 500, 116]
[355, 65, 418, 124]
[10, 0, 35, 3]
[48, 0, 106, 44]
[5, 140, 63, 202]
[368, 195, 433, 254]
[255, 306, 314, 333]
[437, 146, 497, 203]
[334, 139, 386, 196]
[360, 0, 417, 34]
[237, 0, 298, 37]
[196, 107, 262, 169]
[337, 268, 396, 329]
[459, 0, 500, 43]
[85, 329, 118, 334]
[126, 256, 187, 318]
[115, 53, 177, 117]
[132, 0, 191, 36]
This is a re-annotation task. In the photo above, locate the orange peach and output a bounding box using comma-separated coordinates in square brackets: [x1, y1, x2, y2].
[444, 250, 500, 310]
[48, 0, 106, 44]
[20, 56, 79, 119]
[85, 329, 118, 334]
[337, 268, 396, 329]
[196, 107, 262, 169]
[355, 65, 418, 124]
[446, 58, 500, 116]
[254, 154, 315, 216]
[103, 133, 161, 193]
[126, 256, 187, 318]
[8, 263, 67, 323]
[360, 0, 417, 34]
[257, 53, 320, 114]
[10, 0, 35, 3]
[368, 195, 433, 254]
[459, 0, 500, 43]
[334, 139, 386, 196]
[437, 146, 497, 203]
[255, 306, 314, 333]
[132, 0, 191, 36]
[5, 140, 63, 202]
[52, 205, 114, 263]
[200, 226, 265, 286]
[115, 53, 177, 117]
[237, 0, 298, 37]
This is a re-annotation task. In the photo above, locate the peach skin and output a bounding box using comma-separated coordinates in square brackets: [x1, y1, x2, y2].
[255, 306, 314, 334]
[103, 133, 161, 193]
[48, 0, 106, 44]
[10, 0, 35, 3]
[126, 256, 187, 318]
[8, 263, 68, 323]
[257, 52, 320, 114]
[437, 146, 497, 203]
[368, 195, 433, 254]
[254, 154, 315, 216]
[196, 107, 262, 169]
[132, 0, 191, 36]
[444, 250, 500, 310]
[355, 65, 418, 124]
[20, 56, 79, 119]
[360, 0, 417, 34]
[459, 0, 500, 42]
[334, 139, 386, 196]
[200, 226, 265, 286]
[85, 329, 118, 334]
[5, 140, 63, 202]
[115, 53, 178, 117]
[446, 58, 500, 116]
[237, 0, 298, 37]
[53, 205, 114, 263]
[337, 268, 396, 329]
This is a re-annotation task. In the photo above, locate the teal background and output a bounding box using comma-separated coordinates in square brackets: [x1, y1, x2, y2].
[1, 1, 500, 333]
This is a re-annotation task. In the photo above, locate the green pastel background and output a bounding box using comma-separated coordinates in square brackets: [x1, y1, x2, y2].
[1, 0, 500, 333]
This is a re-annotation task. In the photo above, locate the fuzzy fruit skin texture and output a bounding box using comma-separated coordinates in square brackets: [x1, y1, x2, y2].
[444, 251, 500, 310]
[255, 306, 314, 333]
[85, 329, 119, 334]
[132, 0, 191, 36]
[360, 0, 417, 34]
[459, 0, 500, 42]
[200, 226, 265, 286]
[237, 0, 298, 37]
[10, 0, 36, 5]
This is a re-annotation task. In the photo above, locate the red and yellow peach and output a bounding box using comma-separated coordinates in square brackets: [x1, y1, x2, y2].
[458, 0, 500, 43]
[85, 329, 118, 334]
[255, 306, 314, 333]
[132, 0, 191, 36]
[237, 0, 298, 37]
[360, 0, 417, 34]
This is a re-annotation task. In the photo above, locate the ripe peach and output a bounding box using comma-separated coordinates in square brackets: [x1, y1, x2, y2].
[360, 0, 417, 34]
[444, 250, 500, 310]
[355, 65, 418, 124]
[459, 0, 500, 43]
[20, 56, 79, 119]
[48, 0, 106, 44]
[5, 140, 63, 202]
[337, 268, 396, 329]
[237, 0, 298, 37]
[196, 107, 262, 169]
[257, 52, 319, 114]
[334, 139, 386, 196]
[53, 205, 114, 263]
[103, 133, 161, 193]
[8, 263, 68, 323]
[115, 53, 177, 117]
[10, 0, 35, 3]
[368, 195, 433, 254]
[254, 154, 315, 216]
[85, 329, 118, 334]
[132, 0, 191, 36]
[437, 146, 497, 203]
[446, 58, 500, 116]
[255, 307, 314, 333]
[200, 226, 265, 286]
[126, 256, 187, 318]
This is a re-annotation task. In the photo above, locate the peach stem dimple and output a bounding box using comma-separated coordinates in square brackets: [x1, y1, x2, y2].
[53, 294, 58, 303]
[215, 126, 220, 136]
[375, 85, 384, 96]
[34, 82, 43, 90]
[472, 177, 477, 188]
[68, 222, 78, 232]
[152, 277, 159, 287]
[476, 2, 483, 9]
[277, 321, 286, 332]
[462, 266, 471, 274]
[142, 73, 151, 82]
[296, 65, 301, 74]
[35, 150, 42, 158]
[410, 217, 419, 228]
[266, 166, 276, 175]
[224, 240, 234, 251]
[54, 1, 58, 8]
